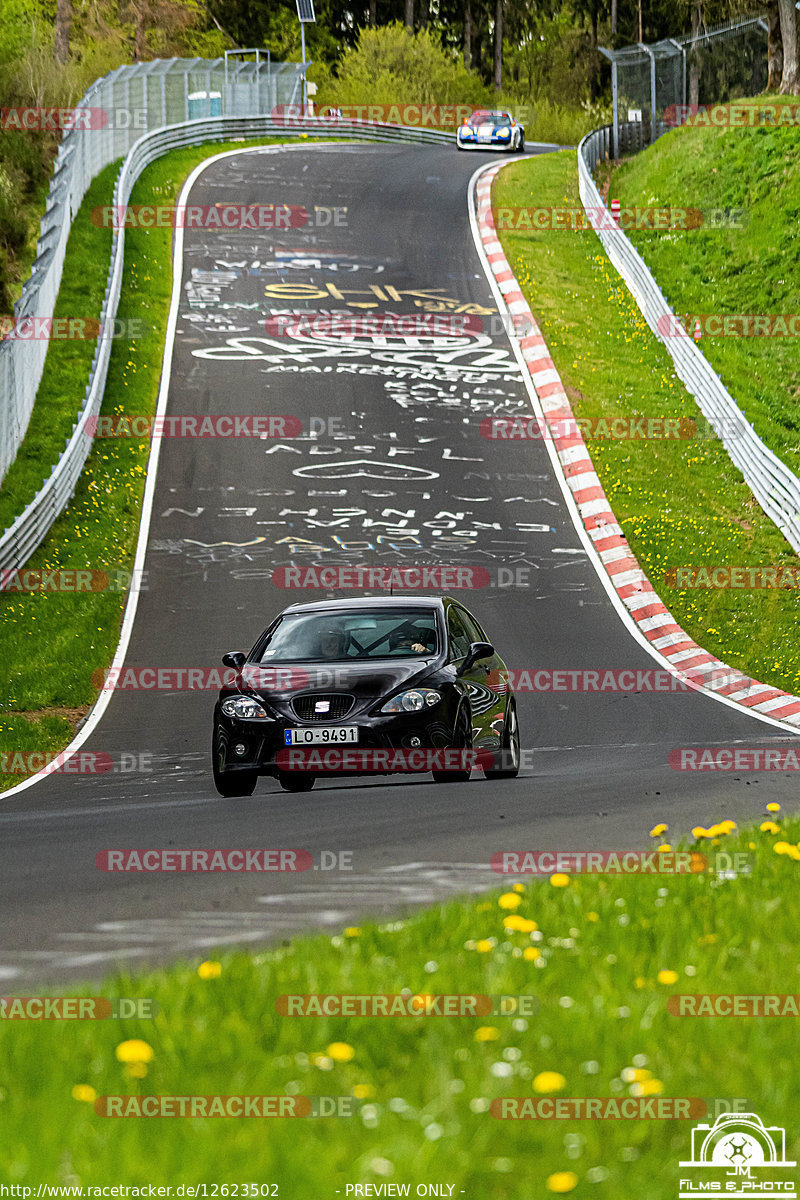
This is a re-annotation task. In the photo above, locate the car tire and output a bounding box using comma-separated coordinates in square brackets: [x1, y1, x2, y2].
[277, 770, 316, 793]
[212, 730, 258, 797]
[432, 706, 473, 783]
[515, 132, 525, 153]
[483, 699, 520, 779]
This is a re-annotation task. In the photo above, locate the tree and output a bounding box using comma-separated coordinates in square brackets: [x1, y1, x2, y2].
[493, 0, 502, 89]
[54, 0, 72, 64]
[779, 0, 799, 92]
[767, 0, 783, 90]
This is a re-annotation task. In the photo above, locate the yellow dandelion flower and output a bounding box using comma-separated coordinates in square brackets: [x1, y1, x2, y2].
[632, 1077, 664, 1097]
[546, 1172, 578, 1193]
[115, 1039, 154, 1064]
[498, 892, 522, 910]
[475, 939, 494, 953]
[550, 873, 570, 888]
[657, 843, 672, 852]
[760, 821, 780, 834]
[657, 969, 679, 985]
[327, 1042, 355, 1063]
[475, 1026, 500, 1042]
[353, 1083, 375, 1098]
[649, 823, 668, 837]
[766, 803, 781, 813]
[344, 927, 361, 937]
[533, 1071, 566, 1094]
[586, 911, 600, 923]
[197, 960, 221, 979]
[523, 946, 541, 962]
[71, 1084, 97, 1103]
[513, 883, 525, 893]
[503, 914, 538, 932]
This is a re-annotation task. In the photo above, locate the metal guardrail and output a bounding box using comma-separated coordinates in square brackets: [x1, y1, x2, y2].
[578, 122, 800, 557]
[0, 115, 451, 572]
[0, 58, 306, 490]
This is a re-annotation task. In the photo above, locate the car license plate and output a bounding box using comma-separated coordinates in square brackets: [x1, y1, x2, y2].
[284, 727, 358, 745]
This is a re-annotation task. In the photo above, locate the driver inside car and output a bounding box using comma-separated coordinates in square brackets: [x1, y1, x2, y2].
[388, 624, 435, 655]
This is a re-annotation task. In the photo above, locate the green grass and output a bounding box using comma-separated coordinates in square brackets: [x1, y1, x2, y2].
[0, 163, 116, 534]
[493, 149, 800, 698]
[0, 136, 345, 791]
[610, 96, 800, 477]
[0, 814, 797, 1194]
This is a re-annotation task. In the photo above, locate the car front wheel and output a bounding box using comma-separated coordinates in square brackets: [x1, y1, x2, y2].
[432, 707, 473, 783]
[212, 730, 258, 797]
[277, 770, 316, 793]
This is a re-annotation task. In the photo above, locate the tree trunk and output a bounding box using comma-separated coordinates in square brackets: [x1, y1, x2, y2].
[493, 0, 502, 91]
[779, 0, 799, 93]
[768, 0, 783, 90]
[464, 0, 472, 68]
[637, 0, 642, 42]
[369, 0, 376, 27]
[418, 0, 428, 29]
[611, 0, 617, 37]
[132, 0, 148, 61]
[405, 0, 414, 30]
[689, 2, 702, 107]
[54, 0, 72, 64]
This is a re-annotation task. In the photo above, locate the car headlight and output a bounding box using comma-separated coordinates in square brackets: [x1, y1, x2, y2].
[497, 126, 510, 137]
[221, 695, 269, 720]
[381, 689, 441, 713]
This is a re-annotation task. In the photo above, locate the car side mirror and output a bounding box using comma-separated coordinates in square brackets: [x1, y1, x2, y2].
[456, 640, 494, 676]
[222, 651, 246, 671]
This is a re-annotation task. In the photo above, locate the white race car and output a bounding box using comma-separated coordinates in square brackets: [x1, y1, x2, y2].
[457, 109, 524, 152]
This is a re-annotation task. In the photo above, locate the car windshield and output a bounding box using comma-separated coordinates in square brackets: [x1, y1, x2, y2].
[469, 112, 510, 126]
[256, 609, 439, 662]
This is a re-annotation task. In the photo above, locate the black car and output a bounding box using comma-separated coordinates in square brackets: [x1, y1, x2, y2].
[211, 596, 519, 795]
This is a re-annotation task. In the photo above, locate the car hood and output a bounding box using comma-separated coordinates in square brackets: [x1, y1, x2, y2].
[240, 657, 440, 703]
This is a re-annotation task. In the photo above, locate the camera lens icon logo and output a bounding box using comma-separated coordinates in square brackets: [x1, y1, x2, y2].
[679, 1112, 796, 1196]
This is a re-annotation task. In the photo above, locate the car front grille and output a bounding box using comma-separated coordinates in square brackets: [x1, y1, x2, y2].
[291, 693, 355, 722]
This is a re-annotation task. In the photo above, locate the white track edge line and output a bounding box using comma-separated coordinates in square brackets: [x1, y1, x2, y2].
[466, 157, 800, 737]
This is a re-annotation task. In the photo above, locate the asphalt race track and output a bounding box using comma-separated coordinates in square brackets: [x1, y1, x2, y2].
[1, 142, 797, 985]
